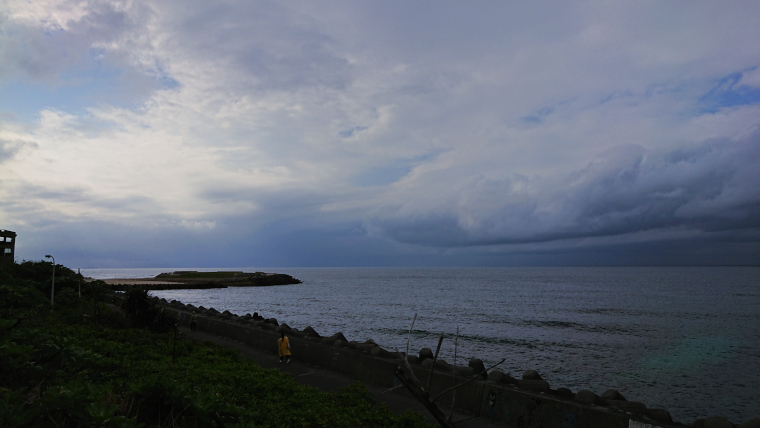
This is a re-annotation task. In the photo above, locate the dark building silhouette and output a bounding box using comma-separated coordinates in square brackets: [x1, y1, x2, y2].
[1, 230, 16, 264]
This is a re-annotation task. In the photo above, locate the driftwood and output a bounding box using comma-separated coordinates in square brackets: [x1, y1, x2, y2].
[392, 314, 505, 427]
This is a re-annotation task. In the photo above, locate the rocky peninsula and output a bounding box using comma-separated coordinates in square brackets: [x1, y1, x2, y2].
[105, 271, 302, 291]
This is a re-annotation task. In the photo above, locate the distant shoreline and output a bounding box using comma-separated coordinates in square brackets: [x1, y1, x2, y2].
[97, 271, 302, 290]
[101, 278, 180, 285]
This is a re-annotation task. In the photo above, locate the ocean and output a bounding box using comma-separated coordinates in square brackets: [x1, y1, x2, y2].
[86, 266, 760, 424]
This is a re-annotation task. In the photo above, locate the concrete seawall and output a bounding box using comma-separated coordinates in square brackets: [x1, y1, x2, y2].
[148, 297, 755, 428]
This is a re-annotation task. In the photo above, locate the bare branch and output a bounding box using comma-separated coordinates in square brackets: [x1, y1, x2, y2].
[394, 367, 457, 428]
[396, 313, 418, 380]
[433, 358, 507, 403]
[427, 333, 445, 391]
[382, 384, 405, 394]
[449, 325, 459, 419]
[406, 313, 417, 358]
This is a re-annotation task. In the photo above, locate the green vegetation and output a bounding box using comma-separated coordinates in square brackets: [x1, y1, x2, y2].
[0, 261, 430, 427]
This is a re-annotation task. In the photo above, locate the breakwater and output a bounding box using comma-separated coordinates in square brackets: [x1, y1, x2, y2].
[148, 297, 759, 428]
[106, 271, 302, 291]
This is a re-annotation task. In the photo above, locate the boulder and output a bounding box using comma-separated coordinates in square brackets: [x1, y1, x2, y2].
[468, 358, 487, 378]
[487, 369, 505, 383]
[260, 322, 276, 330]
[646, 409, 673, 424]
[333, 340, 346, 347]
[321, 332, 348, 345]
[453, 365, 475, 377]
[487, 369, 518, 385]
[405, 355, 420, 365]
[356, 343, 377, 353]
[377, 348, 396, 359]
[302, 326, 321, 338]
[522, 370, 543, 381]
[704, 416, 734, 428]
[739, 418, 760, 428]
[434, 359, 452, 371]
[575, 390, 602, 405]
[606, 400, 647, 414]
[519, 379, 551, 393]
[419, 357, 453, 371]
[222, 310, 233, 316]
[552, 388, 575, 399]
[370, 346, 383, 356]
[276, 325, 294, 334]
[265, 318, 278, 326]
[601, 389, 626, 401]
[387, 351, 406, 360]
[419, 348, 434, 362]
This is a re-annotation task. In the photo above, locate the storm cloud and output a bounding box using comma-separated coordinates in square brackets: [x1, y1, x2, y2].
[369, 132, 760, 247]
[1, 1, 758, 267]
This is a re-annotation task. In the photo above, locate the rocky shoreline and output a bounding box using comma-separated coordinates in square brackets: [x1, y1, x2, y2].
[147, 295, 759, 428]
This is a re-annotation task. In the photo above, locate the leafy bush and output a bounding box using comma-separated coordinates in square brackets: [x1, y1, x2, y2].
[0, 261, 431, 428]
[121, 287, 177, 333]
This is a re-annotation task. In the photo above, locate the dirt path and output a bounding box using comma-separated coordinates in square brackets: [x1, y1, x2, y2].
[176, 324, 503, 427]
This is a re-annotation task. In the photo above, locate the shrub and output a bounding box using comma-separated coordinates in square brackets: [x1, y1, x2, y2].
[120, 287, 177, 333]
[1, 262, 432, 428]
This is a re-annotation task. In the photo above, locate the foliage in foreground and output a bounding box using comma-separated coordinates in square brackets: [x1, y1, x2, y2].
[0, 261, 431, 427]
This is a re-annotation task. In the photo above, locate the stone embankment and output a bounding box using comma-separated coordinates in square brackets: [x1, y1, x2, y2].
[148, 296, 759, 428]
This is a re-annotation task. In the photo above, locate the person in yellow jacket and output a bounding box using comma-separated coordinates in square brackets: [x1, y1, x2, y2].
[278, 332, 291, 363]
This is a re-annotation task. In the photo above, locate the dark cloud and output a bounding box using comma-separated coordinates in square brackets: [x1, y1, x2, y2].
[368, 131, 760, 251]
[4, 1, 760, 268]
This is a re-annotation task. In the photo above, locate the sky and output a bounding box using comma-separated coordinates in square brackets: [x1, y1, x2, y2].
[1, 1, 759, 268]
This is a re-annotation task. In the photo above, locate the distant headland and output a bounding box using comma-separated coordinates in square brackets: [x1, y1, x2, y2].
[104, 271, 302, 291]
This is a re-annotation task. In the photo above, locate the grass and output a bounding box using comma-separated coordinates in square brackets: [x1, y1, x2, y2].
[0, 262, 431, 428]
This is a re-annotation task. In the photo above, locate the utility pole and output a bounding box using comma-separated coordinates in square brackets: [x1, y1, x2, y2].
[45, 255, 56, 306]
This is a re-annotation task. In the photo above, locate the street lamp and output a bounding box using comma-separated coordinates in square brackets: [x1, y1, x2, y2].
[45, 255, 55, 306]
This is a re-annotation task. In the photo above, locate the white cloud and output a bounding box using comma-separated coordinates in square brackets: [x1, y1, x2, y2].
[1, 0, 758, 266]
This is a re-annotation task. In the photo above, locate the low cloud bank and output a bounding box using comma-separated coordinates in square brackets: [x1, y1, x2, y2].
[368, 131, 760, 250]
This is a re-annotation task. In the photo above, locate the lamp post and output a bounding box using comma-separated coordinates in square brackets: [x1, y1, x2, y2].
[45, 255, 55, 306]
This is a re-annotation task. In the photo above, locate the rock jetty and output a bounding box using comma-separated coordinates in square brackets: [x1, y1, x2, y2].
[108, 271, 301, 291]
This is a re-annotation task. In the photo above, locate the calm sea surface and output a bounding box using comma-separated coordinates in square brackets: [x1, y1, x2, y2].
[86, 266, 760, 424]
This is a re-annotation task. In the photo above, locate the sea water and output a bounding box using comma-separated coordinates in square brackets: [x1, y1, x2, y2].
[87, 266, 760, 424]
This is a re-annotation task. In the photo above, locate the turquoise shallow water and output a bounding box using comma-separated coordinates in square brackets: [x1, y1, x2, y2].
[88, 266, 760, 424]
